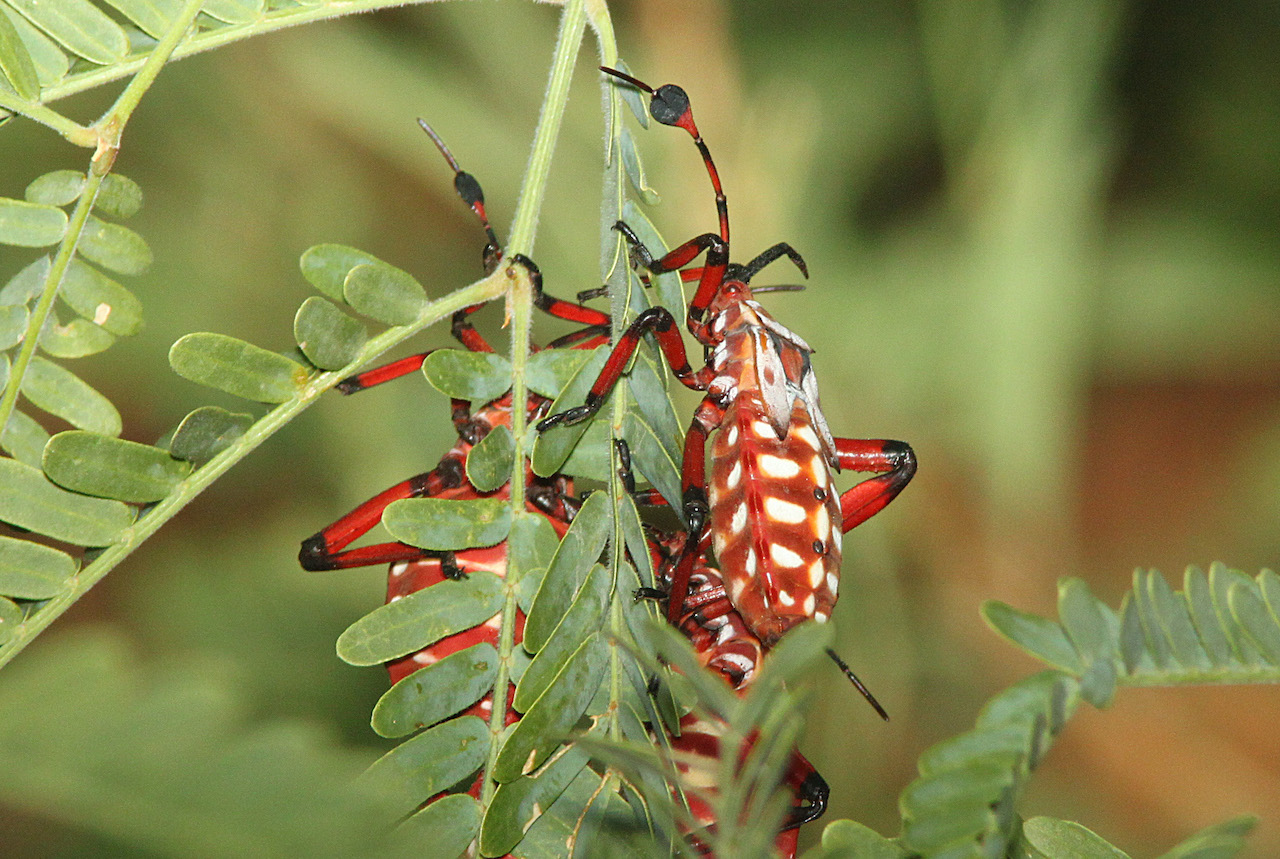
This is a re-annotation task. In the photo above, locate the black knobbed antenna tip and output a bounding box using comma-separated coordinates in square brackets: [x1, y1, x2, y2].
[826, 648, 890, 721]
[599, 66, 690, 129]
[417, 118, 485, 207]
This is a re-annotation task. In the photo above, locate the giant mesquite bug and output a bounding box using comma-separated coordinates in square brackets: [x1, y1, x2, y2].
[297, 121, 828, 855]
[538, 69, 917, 672]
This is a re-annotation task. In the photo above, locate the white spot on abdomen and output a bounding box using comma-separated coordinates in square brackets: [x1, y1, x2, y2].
[769, 543, 803, 568]
[764, 497, 806, 524]
[758, 454, 800, 479]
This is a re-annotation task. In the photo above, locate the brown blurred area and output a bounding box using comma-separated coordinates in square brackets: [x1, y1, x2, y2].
[1, 0, 1277, 855]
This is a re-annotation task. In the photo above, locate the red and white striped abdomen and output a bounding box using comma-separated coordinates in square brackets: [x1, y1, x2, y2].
[708, 395, 842, 645]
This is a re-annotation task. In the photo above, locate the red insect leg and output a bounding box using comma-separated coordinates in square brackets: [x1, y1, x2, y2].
[833, 437, 917, 532]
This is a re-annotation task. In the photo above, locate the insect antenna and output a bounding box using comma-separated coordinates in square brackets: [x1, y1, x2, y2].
[417, 117, 502, 272]
[825, 648, 890, 721]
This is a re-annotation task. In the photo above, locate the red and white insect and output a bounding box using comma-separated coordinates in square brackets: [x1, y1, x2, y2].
[641, 522, 827, 857]
[538, 67, 916, 649]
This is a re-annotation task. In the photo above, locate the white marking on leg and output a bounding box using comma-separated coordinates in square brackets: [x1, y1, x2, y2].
[390, 562, 409, 578]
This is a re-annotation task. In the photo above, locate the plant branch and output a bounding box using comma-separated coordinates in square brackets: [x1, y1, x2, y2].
[0, 273, 503, 670]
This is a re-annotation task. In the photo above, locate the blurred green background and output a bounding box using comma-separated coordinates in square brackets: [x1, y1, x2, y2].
[2, 0, 1279, 854]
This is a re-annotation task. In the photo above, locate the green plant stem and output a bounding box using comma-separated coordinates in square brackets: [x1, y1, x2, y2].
[0, 275, 502, 670]
[479, 0, 588, 810]
[505, 0, 586, 258]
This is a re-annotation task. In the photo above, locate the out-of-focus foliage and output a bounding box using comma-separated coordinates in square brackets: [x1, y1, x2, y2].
[1, 0, 1278, 856]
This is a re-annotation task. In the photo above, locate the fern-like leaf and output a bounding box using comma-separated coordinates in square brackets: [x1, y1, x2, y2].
[984, 564, 1280, 708]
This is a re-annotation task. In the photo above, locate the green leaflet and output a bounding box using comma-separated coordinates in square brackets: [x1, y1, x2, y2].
[1159, 815, 1257, 858]
[0, 408, 49, 467]
[344, 261, 427, 326]
[422, 349, 513, 403]
[383, 497, 512, 551]
[169, 406, 254, 463]
[1228, 582, 1280, 663]
[99, 0, 184, 38]
[95, 175, 143, 219]
[619, 200, 683, 321]
[0, 304, 27, 349]
[1021, 817, 1129, 859]
[78, 216, 151, 275]
[803, 820, 906, 859]
[336, 572, 505, 666]
[22, 355, 121, 435]
[514, 563, 610, 711]
[4, 0, 127, 64]
[523, 490, 611, 653]
[620, 408, 682, 514]
[492, 632, 609, 782]
[557, 412, 614, 484]
[61, 259, 144, 336]
[530, 344, 609, 478]
[508, 764, 602, 859]
[982, 600, 1082, 673]
[618, 125, 660, 206]
[299, 244, 382, 302]
[1184, 565, 1234, 667]
[465, 423, 513, 493]
[0, 8, 40, 101]
[371, 642, 499, 739]
[293, 296, 366, 370]
[0, 254, 47, 304]
[39, 314, 115, 358]
[626, 351, 683, 465]
[42, 431, 191, 503]
[0, 457, 133, 545]
[1146, 570, 1212, 670]
[0, 197, 66, 247]
[480, 744, 591, 857]
[25, 170, 85, 207]
[394, 794, 481, 859]
[0, 7, 66, 88]
[0, 597, 21, 644]
[900, 672, 1080, 857]
[359, 716, 490, 820]
[169, 332, 309, 403]
[0, 534, 76, 599]
[525, 348, 596, 400]
[201, 0, 263, 25]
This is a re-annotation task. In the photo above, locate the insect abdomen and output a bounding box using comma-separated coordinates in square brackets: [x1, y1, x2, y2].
[708, 397, 842, 645]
